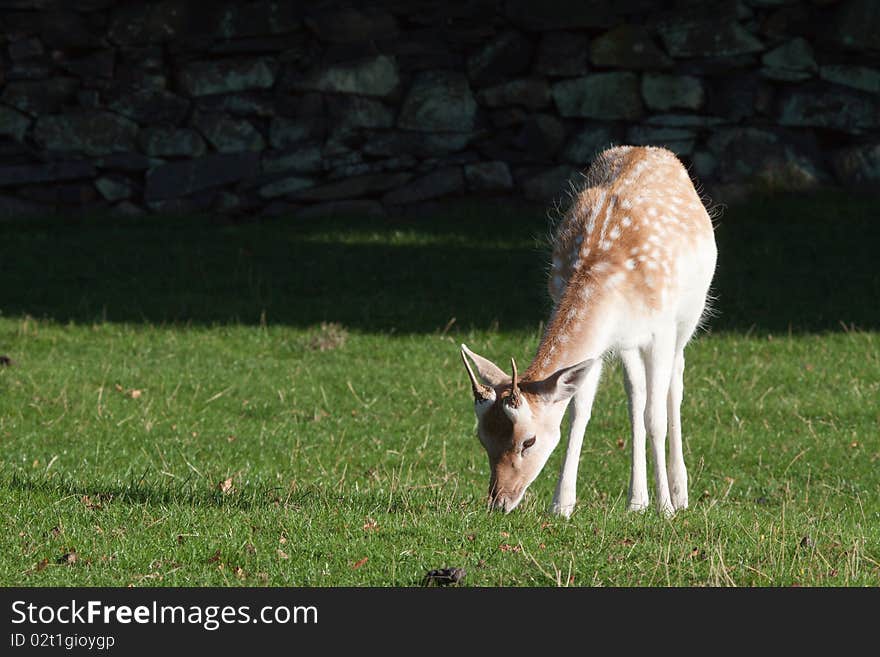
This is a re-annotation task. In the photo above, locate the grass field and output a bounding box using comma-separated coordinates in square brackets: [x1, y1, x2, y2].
[0, 192, 878, 587]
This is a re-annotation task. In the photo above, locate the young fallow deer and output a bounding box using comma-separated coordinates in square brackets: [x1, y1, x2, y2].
[461, 146, 717, 517]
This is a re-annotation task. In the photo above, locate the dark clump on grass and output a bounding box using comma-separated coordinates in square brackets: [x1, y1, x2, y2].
[306, 322, 348, 352]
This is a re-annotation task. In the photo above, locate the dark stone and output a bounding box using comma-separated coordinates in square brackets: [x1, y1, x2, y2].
[0, 161, 96, 187]
[552, 73, 643, 120]
[626, 126, 696, 156]
[327, 96, 395, 136]
[4, 56, 51, 81]
[778, 86, 880, 134]
[464, 161, 513, 192]
[295, 200, 386, 219]
[657, 1, 764, 57]
[830, 143, 880, 187]
[208, 2, 304, 39]
[760, 38, 816, 81]
[398, 70, 477, 132]
[94, 175, 134, 202]
[291, 172, 413, 202]
[286, 55, 399, 97]
[94, 153, 158, 172]
[0, 195, 49, 218]
[178, 58, 276, 97]
[505, 0, 622, 30]
[490, 108, 528, 129]
[107, 1, 192, 45]
[60, 50, 116, 79]
[209, 33, 307, 55]
[112, 201, 146, 217]
[193, 112, 265, 153]
[520, 166, 579, 203]
[145, 153, 259, 201]
[106, 87, 190, 125]
[258, 175, 316, 199]
[196, 93, 277, 117]
[562, 125, 616, 165]
[466, 30, 532, 87]
[326, 155, 419, 180]
[642, 74, 705, 111]
[305, 7, 397, 43]
[8, 38, 43, 60]
[477, 78, 550, 110]
[33, 111, 138, 156]
[139, 127, 206, 158]
[20, 182, 97, 205]
[590, 25, 673, 70]
[0, 106, 30, 142]
[363, 131, 471, 158]
[39, 9, 101, 49]
[1, 77, 78, 115]
[535, 32, 590, 76]
[516, 114, 565, 160]
[819, 65, 880, 94]
[379, 29, 463, 72]
[645, 114, 726, 128]
[707, 74, 765, 121]
[262, 145, 323, 175]
[269, 117, 325, 149]
[831, 0, 880, 51]
[382, 167, 464, 205]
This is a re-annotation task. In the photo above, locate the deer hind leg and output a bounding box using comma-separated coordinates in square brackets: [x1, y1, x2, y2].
[643, 330, 676, 516]
[667, 318, 701, 510]
[621, 349, 649, 512]
[549, 359, 603, 518]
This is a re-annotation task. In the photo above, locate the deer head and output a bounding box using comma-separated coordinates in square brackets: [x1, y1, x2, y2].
[460, 344, 593, 513]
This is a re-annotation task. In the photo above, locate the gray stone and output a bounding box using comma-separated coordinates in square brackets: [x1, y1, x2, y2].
[1, 78, 78, 115]
[760, 38, 816, 81]
[0, 161, 96, 187]
[305, 7, 397, 43]
[534, 32, 589, 77]
[552, 73, 643, 120]
[106, 87, 190, 125]
[464, 161, 513, 192]
[262, 145, 323, 175]
[207, 2, 303, 39]
[289, 55, 399, 97]
[327, 96, 395, 136]
[562, 125, 615, 165]
[520, 166, 579, 203]
[34, 112, 138, 156]
[819, 65, 880, 94]
[642, 74, 705, 111]
[830, 143, 880, 187]
[516, 114, 565, 160]
[831, 0, 880, 51]
[778, 88, 880, 134]
[477, 78, 550, 110]
[193, 113, 265, 152]
[590, 25, 673, 70]
[291, 172, 412, 202]
[398, 71, 478, 132]
[0, 106, 30, 141]
[657, 1, 764, 57]
[8, 38, 44, 61]
[466, 30, 532, 87]
[178, 58, 276, 97]
[94, 175, 134, 202]
[258, 175, 316, 199]
[112, 201, 145, 217]
[269, 117, 325, 149]
[626, 126, 696, 156]
[139, 127, 206, 158]
[382, 167, 464, 205]
[196, 93, 277, 117]
[295, 200, 386, 220]
[325, 155, 418, 180]
[144, 153, 259, 201]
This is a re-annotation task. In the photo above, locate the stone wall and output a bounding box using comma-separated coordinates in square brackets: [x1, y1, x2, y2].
[1, 0, 879, 219]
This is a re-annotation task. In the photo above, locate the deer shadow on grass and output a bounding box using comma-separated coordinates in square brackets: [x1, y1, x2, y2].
[0, 193, 877, 334]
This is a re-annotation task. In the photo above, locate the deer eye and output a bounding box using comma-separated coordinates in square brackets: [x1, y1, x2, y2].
[521, 436, 536, 454]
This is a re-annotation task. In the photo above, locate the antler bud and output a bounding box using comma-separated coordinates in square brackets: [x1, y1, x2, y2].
[505, 357, 523, 409]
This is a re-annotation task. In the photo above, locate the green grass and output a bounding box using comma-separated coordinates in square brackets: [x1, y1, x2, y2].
[0, 193, 878, 587]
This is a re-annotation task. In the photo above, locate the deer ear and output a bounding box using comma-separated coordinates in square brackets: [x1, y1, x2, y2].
[460, 344, 510, 386]
[522, 359, 595, 404]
